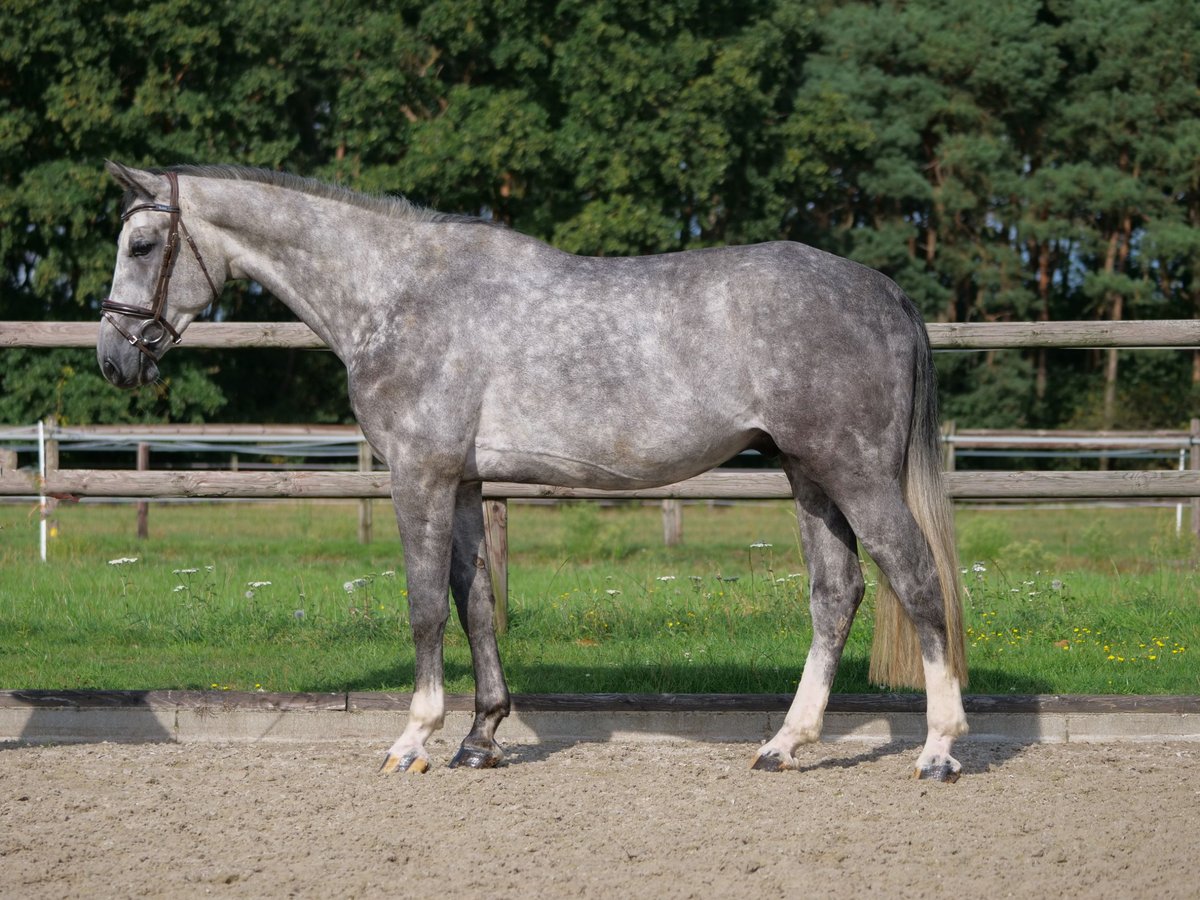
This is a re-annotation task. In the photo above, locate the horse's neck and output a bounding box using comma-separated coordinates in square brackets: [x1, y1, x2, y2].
[207, 183, 403, 361]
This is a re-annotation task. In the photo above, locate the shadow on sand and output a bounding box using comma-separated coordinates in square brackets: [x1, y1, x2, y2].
[343, 656, 1052, 774]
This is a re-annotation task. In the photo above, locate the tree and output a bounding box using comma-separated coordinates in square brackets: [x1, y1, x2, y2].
[803, 0, 1200, 433]
[1045, 0, 1199, 430]
[1, 0, 425, 422]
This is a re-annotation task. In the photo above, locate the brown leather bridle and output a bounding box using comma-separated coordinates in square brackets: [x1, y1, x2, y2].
[102, 171, 220, 362]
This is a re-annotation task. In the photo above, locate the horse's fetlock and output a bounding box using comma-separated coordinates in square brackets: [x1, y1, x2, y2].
[478, 699, 510, 721]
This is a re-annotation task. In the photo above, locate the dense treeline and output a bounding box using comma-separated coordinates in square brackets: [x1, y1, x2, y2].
[2, 0, 1198, 430]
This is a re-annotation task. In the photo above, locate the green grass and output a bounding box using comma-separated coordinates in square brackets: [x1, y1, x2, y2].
[1, 499, 1196, 695]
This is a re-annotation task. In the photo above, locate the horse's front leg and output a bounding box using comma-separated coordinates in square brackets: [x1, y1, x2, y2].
[381, 480, 457, 775]
[446, 482, 510, 768]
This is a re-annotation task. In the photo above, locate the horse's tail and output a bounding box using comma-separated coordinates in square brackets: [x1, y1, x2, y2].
[868, 300, 968, 690]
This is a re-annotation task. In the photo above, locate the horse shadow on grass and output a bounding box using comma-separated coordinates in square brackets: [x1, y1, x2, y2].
[347, 655, 1050, 775]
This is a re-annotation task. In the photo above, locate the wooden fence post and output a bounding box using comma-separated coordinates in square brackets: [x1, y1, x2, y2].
[1191, 418, 1199, 541]
[661, 498, 683, 546]
[136, 442, 150, 539]
[483, 499, 508, 635]
[942, 420, 956, 472]
[358, 438, 373, 545]
[44, 416, 59, 474]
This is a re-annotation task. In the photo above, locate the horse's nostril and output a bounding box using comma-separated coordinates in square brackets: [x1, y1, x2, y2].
[102, 357, 119, 381]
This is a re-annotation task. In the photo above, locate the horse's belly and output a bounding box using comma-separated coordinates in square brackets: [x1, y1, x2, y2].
[467, 431, 753, 490]
[468, 364, 761, 488]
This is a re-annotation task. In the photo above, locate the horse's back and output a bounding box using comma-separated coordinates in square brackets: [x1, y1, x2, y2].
[452, 235, 921, 488]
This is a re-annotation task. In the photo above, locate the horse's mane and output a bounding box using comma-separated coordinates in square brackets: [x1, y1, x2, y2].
[146, 164, 489, 227]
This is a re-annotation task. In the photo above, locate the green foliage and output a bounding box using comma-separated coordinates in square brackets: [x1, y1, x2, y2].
[0, 349, 224, 423]
[557, 502, 641, 562]
[938, 353, 1037, 429]
[957, 518, 1014, 564]
[2, 0, 1198, 429]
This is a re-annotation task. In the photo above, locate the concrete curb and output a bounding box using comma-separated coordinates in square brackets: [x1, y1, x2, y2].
[2, 691, 1197, 746]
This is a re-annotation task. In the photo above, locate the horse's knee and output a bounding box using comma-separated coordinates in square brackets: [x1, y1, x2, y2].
[408, 595, 450, 638]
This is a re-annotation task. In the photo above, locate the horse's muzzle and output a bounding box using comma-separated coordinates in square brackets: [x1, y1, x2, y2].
[99, 352, 159, 388]
[98, 322, 160, 388]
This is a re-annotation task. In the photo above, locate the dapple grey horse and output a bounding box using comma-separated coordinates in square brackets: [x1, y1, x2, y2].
[98, 163, 969, 781]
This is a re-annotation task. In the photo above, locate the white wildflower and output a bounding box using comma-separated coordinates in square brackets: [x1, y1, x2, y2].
[605, 589, 621, 596]
[246, 581, 272, 589]
[749, 542, 773, 549]
[173, 568, 198, 575]
[656, 575, 676, 582]
[972, 563, 987, 573]
[108, 557, 138, 566]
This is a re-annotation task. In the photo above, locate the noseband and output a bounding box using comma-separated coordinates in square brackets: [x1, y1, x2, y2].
[102, 171, 220, 362]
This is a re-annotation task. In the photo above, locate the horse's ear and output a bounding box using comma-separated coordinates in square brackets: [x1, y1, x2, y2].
[105, 160, 158, 201]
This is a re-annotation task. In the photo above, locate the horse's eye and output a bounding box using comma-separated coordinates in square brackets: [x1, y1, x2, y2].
[131, 239, 155, 258]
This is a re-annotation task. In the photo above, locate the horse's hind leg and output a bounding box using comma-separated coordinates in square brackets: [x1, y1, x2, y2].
[835, 481, 968, 781]
[753, 466, 865, 771]
[447, 482, 510, 768]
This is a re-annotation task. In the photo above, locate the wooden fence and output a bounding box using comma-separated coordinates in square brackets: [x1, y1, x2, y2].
[3, 319, 1200, 631]
[5, 319, 1200, 349]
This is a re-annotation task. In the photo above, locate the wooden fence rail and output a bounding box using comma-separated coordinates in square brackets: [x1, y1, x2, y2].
[947, 428, 1198, 450]
[3, 319, 1200, 350]
[4, 468, 1200, 501]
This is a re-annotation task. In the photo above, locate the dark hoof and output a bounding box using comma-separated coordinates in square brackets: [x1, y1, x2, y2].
[750, 750, 794, 772]
[913, 763, 961, 783]
[448, 744, 502, 769]
[380, 752, 430, 774]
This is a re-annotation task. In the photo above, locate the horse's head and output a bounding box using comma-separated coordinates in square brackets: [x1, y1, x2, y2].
[98, 161, 222, 387]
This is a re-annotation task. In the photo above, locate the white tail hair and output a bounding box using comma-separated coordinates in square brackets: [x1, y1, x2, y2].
[868, 313, 967, 689]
